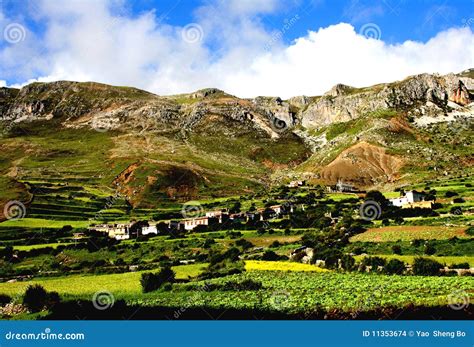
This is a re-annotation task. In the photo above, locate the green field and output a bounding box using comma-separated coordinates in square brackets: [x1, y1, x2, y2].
[128, 271, 473, 313]
[1, 269, 471, 313]
[0, 263, 207, 297]
[350, 226, 469, 242]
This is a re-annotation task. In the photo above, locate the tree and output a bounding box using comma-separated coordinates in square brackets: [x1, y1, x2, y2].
[412, 257, 443, 276]
[23, 285, 59, 312]
[261, 250, 279, 261]
[365, 190, 390, 209]
[229, 202, 241, 214]
[384, 259, 406, 274]
[140, 267, 176, 293]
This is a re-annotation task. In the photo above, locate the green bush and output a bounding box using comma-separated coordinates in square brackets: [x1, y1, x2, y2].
[453, 197, 465, 203]
[360, 256, 386, 272]
[340, 254, 355, 271]
[391, 245, 402, 255]
[450, 206, 462, 215]
[423, 243, 436, 255]
[466, 226, 474, 236]
[261, 250, 279, 261]
[270, 240, 281, 248]
[140, 267, 176, 293]
[412, 257, 443, 276]
[450, 262, 470, 269]
[384, 259, 406, 274]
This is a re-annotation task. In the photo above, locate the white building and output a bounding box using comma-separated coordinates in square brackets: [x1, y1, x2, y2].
[336, 180, 355, 192]
[142, 224, 158, 235]
[183, 216, 209, 231]
[390, 191, 425, 207]
[287, 180, 304, 188]
[205, 210, 227, 218]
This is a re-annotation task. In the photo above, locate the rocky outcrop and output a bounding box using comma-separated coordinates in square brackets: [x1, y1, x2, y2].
[299, 73, 473, 128]
[449, 80, 471, 106]
[1, 70, 472, 135]
[0, 81, 297, 139]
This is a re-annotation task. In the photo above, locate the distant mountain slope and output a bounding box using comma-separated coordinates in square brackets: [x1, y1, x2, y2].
[0, 69, 472, 209]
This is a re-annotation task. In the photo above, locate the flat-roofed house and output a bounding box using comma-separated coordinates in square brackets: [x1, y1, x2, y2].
[183, 216, 209, 231]
[142, 224, 158, 235]
[390, 190, 427, 207]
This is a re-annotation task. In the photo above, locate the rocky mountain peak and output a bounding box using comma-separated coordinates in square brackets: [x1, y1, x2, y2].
[323, 83, 354, 97]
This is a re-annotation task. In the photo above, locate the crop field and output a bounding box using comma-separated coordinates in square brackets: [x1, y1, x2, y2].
[350, 226, 469, 242]
[1, 266, 471, 315]
[126, 271, 473, 313]
[245, 260, 329, 272]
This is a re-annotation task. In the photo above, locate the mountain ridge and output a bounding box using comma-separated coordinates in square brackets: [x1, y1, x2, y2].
[0, 69, 473, 209]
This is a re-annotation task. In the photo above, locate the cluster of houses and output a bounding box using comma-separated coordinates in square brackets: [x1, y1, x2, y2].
[89, 204, 292, 240]
[88, 187, 435, 240]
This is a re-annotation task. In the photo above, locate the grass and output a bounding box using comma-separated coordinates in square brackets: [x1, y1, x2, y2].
[243, 235, 301, 247]
[0, 263, 207, 297]
[245, 260, 329, 272]
[0, 218, 91, 229]
[350, 225, 470, 242]
[327, 193, 359, 201]
[12, 243, 74, 251]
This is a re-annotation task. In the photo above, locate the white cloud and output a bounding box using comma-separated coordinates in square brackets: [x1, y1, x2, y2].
[0, 0, 473, 98]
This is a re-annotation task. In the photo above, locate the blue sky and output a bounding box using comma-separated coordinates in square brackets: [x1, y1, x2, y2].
[0, 0, 473, 97]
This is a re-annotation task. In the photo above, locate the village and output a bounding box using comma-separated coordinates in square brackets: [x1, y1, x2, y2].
[89, 181, 436, 240]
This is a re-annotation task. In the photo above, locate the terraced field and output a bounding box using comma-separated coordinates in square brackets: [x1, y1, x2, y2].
[350, 226, 469, 242]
